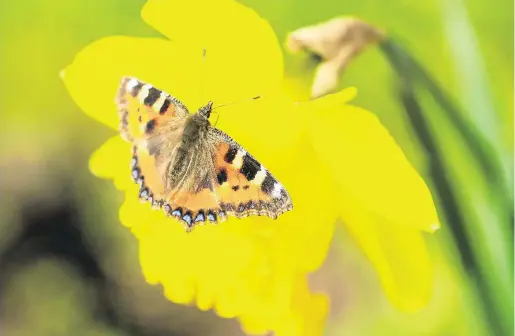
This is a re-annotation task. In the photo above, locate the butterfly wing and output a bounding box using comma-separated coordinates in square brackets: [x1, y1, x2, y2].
[116, 76, 190, 142]
[158, 127, 293, 230]
[208, 128, 293, 218]
[116, 77, 293, 231]
[116, 77, 190, 208]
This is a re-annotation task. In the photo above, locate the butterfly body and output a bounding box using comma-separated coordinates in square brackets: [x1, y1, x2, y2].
[116, 77, 293, 231]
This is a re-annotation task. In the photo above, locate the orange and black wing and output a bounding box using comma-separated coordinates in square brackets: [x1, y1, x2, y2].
[116, 77, 189, 210]
[116, 78, 292, 231]
[116, 76, 189, 142]
[155, 127, 293, 231]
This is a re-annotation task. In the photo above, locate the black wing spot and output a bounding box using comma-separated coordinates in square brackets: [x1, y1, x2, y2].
[243, 185, 249, 190]
[145, 119, 157, 134]
[240, 154, 260, 181]
[144, 87, 161, 106]
[217, 169, 228, 185]
[159, 98, 171, 114]
[261, 172, 276, 195]
[224, 146, 238, 164]
[232, 185, 240, 191]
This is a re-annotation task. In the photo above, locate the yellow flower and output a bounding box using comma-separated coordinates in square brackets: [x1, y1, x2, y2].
[61, 0, 439, 334]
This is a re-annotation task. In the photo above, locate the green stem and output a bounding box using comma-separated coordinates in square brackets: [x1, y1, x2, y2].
[381, 39, 513, 225]
[379, 38, 513, 335]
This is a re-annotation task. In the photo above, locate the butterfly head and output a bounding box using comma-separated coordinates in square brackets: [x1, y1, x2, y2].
[198, 101, 214, 119]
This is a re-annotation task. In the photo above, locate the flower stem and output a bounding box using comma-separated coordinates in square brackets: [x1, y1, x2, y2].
[379, 37, 513, 336]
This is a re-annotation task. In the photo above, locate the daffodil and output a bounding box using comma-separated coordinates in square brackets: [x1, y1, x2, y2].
[61, 0, 440, 334]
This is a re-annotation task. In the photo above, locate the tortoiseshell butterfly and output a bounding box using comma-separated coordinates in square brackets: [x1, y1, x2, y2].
[116, 77, 293, 231]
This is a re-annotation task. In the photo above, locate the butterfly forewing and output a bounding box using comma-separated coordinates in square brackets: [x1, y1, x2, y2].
[116, 76, 189, 142]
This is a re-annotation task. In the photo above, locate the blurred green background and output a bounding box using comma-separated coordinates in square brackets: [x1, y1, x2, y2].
[0, 0, 512, 335]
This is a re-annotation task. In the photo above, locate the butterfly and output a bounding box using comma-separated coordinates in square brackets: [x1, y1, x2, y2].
[115, 77, 293, 231]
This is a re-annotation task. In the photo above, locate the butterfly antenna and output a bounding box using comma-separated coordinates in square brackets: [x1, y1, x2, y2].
[212, 95, 261, 110]
[200, 47, 207, 102]
[211, 96, 260, 127]
[213, 110, 221, 127]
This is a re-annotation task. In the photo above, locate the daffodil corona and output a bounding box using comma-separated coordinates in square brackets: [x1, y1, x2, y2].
[62, 0, 440, 334]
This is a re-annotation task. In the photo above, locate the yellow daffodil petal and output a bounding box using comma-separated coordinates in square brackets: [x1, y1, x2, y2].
[275, 277, 329, 336]
[88, 111, 328, 334]
[340, 193, 433, 312]
[62, 36, 204, 130]
[308, 97, 439, 232]
[141, 0, 283, 105]
[87, 94, 343, 333]
[63, 0, 440, 332]
[116, 170, 320, 332]
[89, 136, 132, 190]
[240, 277, 329, 336]
[213, 95, 305, 161]
[266, 134, 338, 273]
